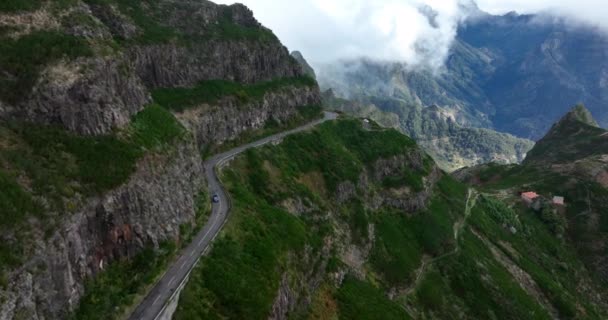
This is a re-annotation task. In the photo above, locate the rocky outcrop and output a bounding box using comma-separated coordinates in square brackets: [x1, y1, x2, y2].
[0, 1, 320, 318]
[132, 41, 301, 89]
[177, 86, 321, 146]
[291, 51, 316, 80]
[0, 140, 205, 319]
[266, 150, 441, 320]
[23, 57, 150, 135]
[268, 242, 332, 320]
[1, 0, 307, 136]
[336, 151, 442, 213]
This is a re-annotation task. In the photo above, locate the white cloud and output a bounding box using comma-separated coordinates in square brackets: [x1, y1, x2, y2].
[214, 0, 608, 69]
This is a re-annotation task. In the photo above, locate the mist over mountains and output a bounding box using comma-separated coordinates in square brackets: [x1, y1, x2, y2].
[317, 7, 608, 140]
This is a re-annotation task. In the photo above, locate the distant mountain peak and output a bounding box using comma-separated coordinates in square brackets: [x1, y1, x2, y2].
[560, 104, 600, 128]
[291, 51, 316, 80]
[524, 104, 607, 164]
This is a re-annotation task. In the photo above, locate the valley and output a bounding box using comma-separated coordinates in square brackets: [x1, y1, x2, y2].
[0, 1, 607, 320]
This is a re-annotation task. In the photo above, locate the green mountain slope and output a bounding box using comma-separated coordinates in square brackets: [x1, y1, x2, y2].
[323, 91, 533, 172]
[175, 116, 607, 319]
[456, 105, 608, 299]
[0, 1, 322, 319]
[525, 105, 608, 165]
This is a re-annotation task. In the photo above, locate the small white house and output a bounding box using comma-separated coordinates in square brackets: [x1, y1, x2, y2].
[552, 196, 565, 206]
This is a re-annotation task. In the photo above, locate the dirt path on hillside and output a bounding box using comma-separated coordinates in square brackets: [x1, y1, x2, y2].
[403, 189, 479, 296]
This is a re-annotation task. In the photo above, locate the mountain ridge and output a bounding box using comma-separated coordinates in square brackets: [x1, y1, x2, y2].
[318, 8, 608, 140]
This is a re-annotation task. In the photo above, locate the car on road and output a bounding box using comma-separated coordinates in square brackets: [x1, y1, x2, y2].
[212, 194, 220, 203]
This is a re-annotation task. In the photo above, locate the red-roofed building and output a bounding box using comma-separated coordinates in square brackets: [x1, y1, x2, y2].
[521, 191, 539, 204]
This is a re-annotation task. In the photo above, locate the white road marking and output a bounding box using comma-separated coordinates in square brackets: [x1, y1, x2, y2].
[153, 296, 160, 305]
[168, 277, 175, 287]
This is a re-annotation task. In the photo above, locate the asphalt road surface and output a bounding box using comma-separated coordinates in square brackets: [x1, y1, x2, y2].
[128, 111, 338, 320]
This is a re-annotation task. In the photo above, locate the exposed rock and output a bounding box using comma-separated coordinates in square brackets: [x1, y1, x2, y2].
[0, 8, 60, 38]
[336, 181, 357, 204]
[269, 238, 332, 320]
[291, 51, 316, 80]
[177, 86, 321, 147]
[22, 57, 150, 135]
[131, 41, 301, 89]
[268, 274, 297, 320]
[87, 3, 140, 40]
[280, 197, 317, 216]
[0, 140, 205, 319]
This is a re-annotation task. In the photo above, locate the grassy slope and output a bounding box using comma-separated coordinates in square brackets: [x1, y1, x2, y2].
[173, 117, 606, 319]
[450, 106, 608, 318]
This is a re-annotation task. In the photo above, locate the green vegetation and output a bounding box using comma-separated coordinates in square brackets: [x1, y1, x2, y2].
[0, 0, 43, 12]
[152, 76, 317, 112]
[0, 31, 92, 104]
[83, 0, 178, 44]
[175, 175, 308, 319]
[175, 118, 428, 319]
[0, 171, 41, 227]
[371, 176, 466, 286]
[204, 104, 323, 158]
[72, 242, 177, 320]
[525, 106, 608, 164]
[83, 0, 277, 44]
[328, 95, 534, 171]
[0, 104, 184, 276]
[11, 104, 180, 193]
[169, 113, 608, 319]
[130, 104, 185, 149]
[382, 169, 425, 192]
[337, 277, 411, 320]
[0, 0, 76, 12]
[208, 6, 277, 42]
[2, 104, 183, 201]
[180, 190, 212, 248]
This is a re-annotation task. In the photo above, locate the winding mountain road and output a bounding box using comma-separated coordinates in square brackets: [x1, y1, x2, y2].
[128, 111, 338, 320]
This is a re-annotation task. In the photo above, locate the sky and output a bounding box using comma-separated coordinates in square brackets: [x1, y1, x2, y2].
[214, 0, 608, 69]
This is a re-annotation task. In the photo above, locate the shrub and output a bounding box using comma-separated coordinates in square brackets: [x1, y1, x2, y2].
[0, 0, 42, 12]
[336, 277, 411, 320]
[152, 77, 317, 112]
[72, 242, 176, 320]
[0, 171, 42, 226]
[130, 103, 185, 149]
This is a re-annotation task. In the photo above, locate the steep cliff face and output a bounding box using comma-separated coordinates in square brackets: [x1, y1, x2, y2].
[24, 57, 151, 135]
[132, 41, 301, 89]
[0, 0, 307, 136]
[178, 85, 320, 146]
[1, 139, 204, 320]
[0, 1, 321, 319]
